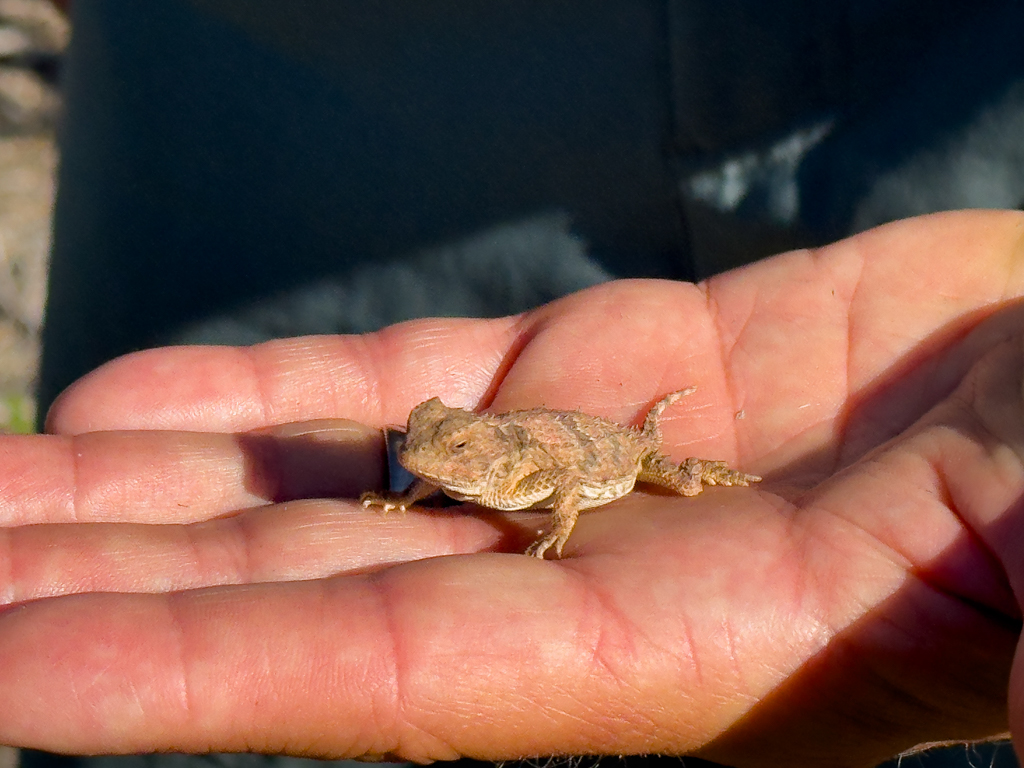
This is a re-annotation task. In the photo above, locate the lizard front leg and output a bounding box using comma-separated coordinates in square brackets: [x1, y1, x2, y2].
[360, 477, 439, 513]
[525, 482, 583, 559]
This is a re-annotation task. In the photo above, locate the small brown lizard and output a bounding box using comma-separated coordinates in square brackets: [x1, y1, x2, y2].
[360, 388, 761, 559]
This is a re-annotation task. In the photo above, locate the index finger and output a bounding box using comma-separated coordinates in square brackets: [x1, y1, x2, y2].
[46, 317, 523, 434]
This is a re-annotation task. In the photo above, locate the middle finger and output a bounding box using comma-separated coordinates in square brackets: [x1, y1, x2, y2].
[0, 499, 515, 606]
[0, 420, 385, 527]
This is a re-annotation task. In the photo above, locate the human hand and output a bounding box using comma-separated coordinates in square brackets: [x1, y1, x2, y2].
[1, 210, 1023, 767]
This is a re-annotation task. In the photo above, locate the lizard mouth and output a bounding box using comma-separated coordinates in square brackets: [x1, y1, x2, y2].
[397, 457, 480, 496]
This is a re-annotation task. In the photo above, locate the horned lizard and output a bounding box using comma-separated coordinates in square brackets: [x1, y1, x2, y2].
[359, 388, 760, 559]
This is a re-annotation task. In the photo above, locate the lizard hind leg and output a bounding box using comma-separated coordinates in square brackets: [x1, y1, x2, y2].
[639, 454, 761, 497]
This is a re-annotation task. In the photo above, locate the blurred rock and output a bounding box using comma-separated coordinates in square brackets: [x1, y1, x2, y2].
[0, 0, 65, 431]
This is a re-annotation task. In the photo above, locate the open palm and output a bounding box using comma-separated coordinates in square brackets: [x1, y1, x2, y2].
[2, 210, 1024, 768]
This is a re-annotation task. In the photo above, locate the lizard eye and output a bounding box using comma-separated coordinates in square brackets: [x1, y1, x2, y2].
[451, 439, 468, 451]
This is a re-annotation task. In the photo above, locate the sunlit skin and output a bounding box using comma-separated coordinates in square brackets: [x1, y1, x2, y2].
[0, 211, 1024, 766]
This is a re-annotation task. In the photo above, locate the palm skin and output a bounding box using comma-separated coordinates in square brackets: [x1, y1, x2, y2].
[1, 210, 1023, 767]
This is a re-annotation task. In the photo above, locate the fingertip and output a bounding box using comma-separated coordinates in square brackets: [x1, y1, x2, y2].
[46, 346, 266, 434]
[44, 320, 526, 435]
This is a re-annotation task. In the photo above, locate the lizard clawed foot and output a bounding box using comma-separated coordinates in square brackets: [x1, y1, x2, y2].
[525, 536, 559, 559]
[359, 479, 439, 515]
[694, 459, 762, 488]
[643, 455, 761, 496]
[525, 524, 574, 559]
[359, 492, 410, 514]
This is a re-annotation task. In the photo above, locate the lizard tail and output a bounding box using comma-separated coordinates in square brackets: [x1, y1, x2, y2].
[641, 386, 697, 443]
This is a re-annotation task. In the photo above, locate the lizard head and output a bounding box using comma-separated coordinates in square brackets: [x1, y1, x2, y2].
[398, 397, 516, 496]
